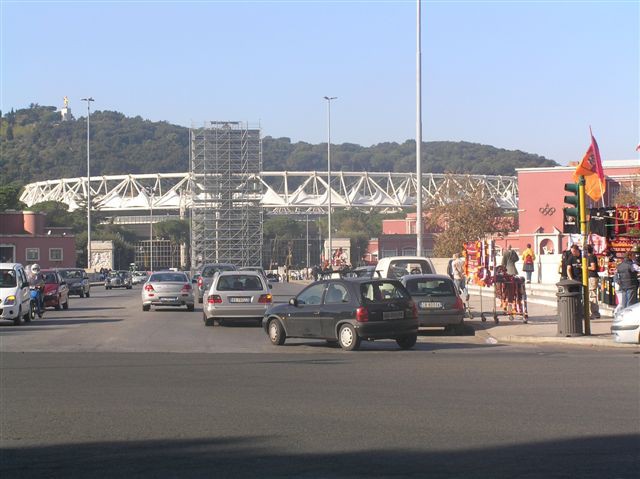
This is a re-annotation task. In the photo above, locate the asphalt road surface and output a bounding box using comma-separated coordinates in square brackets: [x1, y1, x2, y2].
[1, 284, 638, 478]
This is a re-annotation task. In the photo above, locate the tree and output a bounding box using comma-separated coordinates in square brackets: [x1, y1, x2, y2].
[153, 219, 190, 268]
[0, 183, 25, 211]
[426, 187, 513, 257]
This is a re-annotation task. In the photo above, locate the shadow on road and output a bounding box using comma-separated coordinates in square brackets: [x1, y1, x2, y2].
[1, 434, 637, 478]
[58, 306, 127, 312]
[0, 318, 124, 327]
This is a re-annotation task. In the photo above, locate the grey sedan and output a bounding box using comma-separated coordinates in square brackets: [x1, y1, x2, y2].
[203, 271, 272, 326]
[142, 271, 195, 312]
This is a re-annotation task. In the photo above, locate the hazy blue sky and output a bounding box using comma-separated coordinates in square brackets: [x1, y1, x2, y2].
[2, 0, 638, 164]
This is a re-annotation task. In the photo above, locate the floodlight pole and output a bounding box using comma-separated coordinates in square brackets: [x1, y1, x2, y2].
[324, 96, 337, 267]
[81, 97, 94, 270]
[416, 0, 424, 257]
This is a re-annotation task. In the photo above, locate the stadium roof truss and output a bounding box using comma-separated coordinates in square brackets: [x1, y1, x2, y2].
[20, 171, 518, 213]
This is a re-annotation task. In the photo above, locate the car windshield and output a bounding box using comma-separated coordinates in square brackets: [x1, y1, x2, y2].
[59, 270, 83, 279]
[202, 265, 235, 277]
[44, 273, 58, 284]
[150, 273, 188, 283]
[108, 272, 120, 278]
[360, 281, 409, 302]
[405, 278, 456, 296]
[0, 269, 17, 288]
[217, 275, 263, 291]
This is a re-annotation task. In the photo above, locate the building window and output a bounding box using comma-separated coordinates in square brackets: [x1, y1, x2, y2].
[0, 244, 16, 263]
[49, 248, 63, 261]
[26, 248, 40, 261]
[381, 249, 397, 258]
[402, 247, 416, 256]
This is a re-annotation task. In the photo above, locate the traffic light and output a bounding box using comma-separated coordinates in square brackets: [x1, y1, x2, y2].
[563, 182, 580, 234]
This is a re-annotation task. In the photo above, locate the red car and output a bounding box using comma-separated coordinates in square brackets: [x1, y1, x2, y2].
[42, 270, 70, 310]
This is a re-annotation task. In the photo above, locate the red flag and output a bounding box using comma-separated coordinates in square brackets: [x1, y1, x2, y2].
[574, 128, 606, 202]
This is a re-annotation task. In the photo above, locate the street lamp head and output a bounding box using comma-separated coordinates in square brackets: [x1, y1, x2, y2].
[323, 96, 337, 101]
[81, 97, 95, 102]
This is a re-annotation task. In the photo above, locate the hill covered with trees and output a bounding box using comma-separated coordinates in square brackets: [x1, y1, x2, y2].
[0, 104, 557, 185]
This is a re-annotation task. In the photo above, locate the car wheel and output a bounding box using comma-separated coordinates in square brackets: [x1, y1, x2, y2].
[187, 304, 195, 312]
[204, 315, 215, 327]
[268, 319, 286, 345]
[455, 322, 466, 336]
[338, 324, 360, 351]
[27, 301, 36, 322]
[142, 304, 150, 312]
[198, 296, 203, 304]
[396, 334, 417, 350]
[13, 308, 22, 326]
[63, 299, 69, 310]
[86, 291, 90, 298]
[79, 290, 85, 298]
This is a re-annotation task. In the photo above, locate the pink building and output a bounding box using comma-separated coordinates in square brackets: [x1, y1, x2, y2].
[501, 160, 639, 255]
[0, 211, 76, 268]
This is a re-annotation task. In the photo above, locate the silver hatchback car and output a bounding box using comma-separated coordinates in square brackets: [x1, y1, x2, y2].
[141, 271, 195, 312]
[203, 271, 272, 326]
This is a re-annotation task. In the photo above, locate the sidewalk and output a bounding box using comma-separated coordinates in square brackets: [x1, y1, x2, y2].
[465, 287, 638, 349]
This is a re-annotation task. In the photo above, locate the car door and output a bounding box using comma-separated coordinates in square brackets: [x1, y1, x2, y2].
[18, 267, 30, 313]
[286, 282, 325, 337]
[320, 281, 354, 338]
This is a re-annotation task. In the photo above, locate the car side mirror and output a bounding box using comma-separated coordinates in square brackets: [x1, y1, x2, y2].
[22, 281, 29, 288]
[268, 284, 273, 289]
[289, 297, 298, 307]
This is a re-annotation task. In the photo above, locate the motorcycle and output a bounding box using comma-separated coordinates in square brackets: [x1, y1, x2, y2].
[30, 286, 44, 319]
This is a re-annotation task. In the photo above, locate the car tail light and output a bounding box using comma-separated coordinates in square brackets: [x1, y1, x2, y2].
[197, 277, 203, 288]
[208, 294, 222, 304]
[356, 307, 369, 322]
[453, 297, 464, 311]
[258, 294, 272, 304]
[144, 284, 155, 292]
[181, 283, 192, 292]
[409, 301, 418, 319]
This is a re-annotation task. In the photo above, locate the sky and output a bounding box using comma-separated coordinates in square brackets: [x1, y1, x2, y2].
[1, 0, 639, 165]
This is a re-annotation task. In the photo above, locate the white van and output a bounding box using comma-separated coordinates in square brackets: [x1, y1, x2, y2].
[374, 256, 435, 280]
[0, 263, 32, 325]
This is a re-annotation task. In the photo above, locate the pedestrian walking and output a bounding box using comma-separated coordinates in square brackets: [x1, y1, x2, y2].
[566, 244, 583, 282]
[586, 245, 601, 319]
[615, 251, 640, 309]
[452, 253, 468, 300]
[522, 243, 535, 283]
[501, 245, 519, 276]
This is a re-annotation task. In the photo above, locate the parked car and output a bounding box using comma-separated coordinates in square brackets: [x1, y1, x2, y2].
[239, 266, 268, 282]
[131, 271, 148, 285]
[105, 271, 132, 290]
[375, 256, 435, 279]
[0, 263, 32, 325]
[266, 273, 280, 283]
[263, 278, 419, 351]
[203, 271, 272, 326]
[612, 303, 640, 344]
[141, 271, 195, 311]
[41, 269, 70, 310]
[400, 274, 465, 334]
[57, 268, 91, 298]
[197, 263, 237, 303]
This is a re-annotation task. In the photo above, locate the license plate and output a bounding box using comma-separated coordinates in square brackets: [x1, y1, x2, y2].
[383, 311, 404, 320]
[161, 297, 178, 302]
[229, 297, 251, 303]
[420, 301, 443, 309]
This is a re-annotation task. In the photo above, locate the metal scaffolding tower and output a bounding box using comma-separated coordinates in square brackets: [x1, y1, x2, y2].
[190, 121, 263, 270]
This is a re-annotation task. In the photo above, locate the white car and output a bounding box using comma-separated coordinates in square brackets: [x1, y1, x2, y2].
[131, 272, 148, 285]
[0, 263, 33, 325]
[611, 303, 640, 344]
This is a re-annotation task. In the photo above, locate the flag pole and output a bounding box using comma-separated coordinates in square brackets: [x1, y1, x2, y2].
[579, 176, 591, 335]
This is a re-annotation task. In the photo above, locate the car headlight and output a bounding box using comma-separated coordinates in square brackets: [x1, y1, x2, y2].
[4, 295, 16, 306]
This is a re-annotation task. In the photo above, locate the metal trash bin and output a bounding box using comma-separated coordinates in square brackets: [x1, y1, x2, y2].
[556, 279, 583, 337]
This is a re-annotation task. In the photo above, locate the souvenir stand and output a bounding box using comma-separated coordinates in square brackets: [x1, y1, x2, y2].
[464, 240, 528, 324]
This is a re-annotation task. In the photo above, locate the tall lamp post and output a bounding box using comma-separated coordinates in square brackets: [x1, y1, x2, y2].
[415, 0, 424, 257]
[146, 187, 156, 271]
[81, 97, 94, 270]
[324, 96, 337, 267]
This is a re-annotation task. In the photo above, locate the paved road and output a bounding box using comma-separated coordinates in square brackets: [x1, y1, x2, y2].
[1, 285, 638, 478]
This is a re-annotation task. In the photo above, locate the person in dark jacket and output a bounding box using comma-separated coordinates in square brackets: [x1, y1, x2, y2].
[615, 251, 640, 309]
